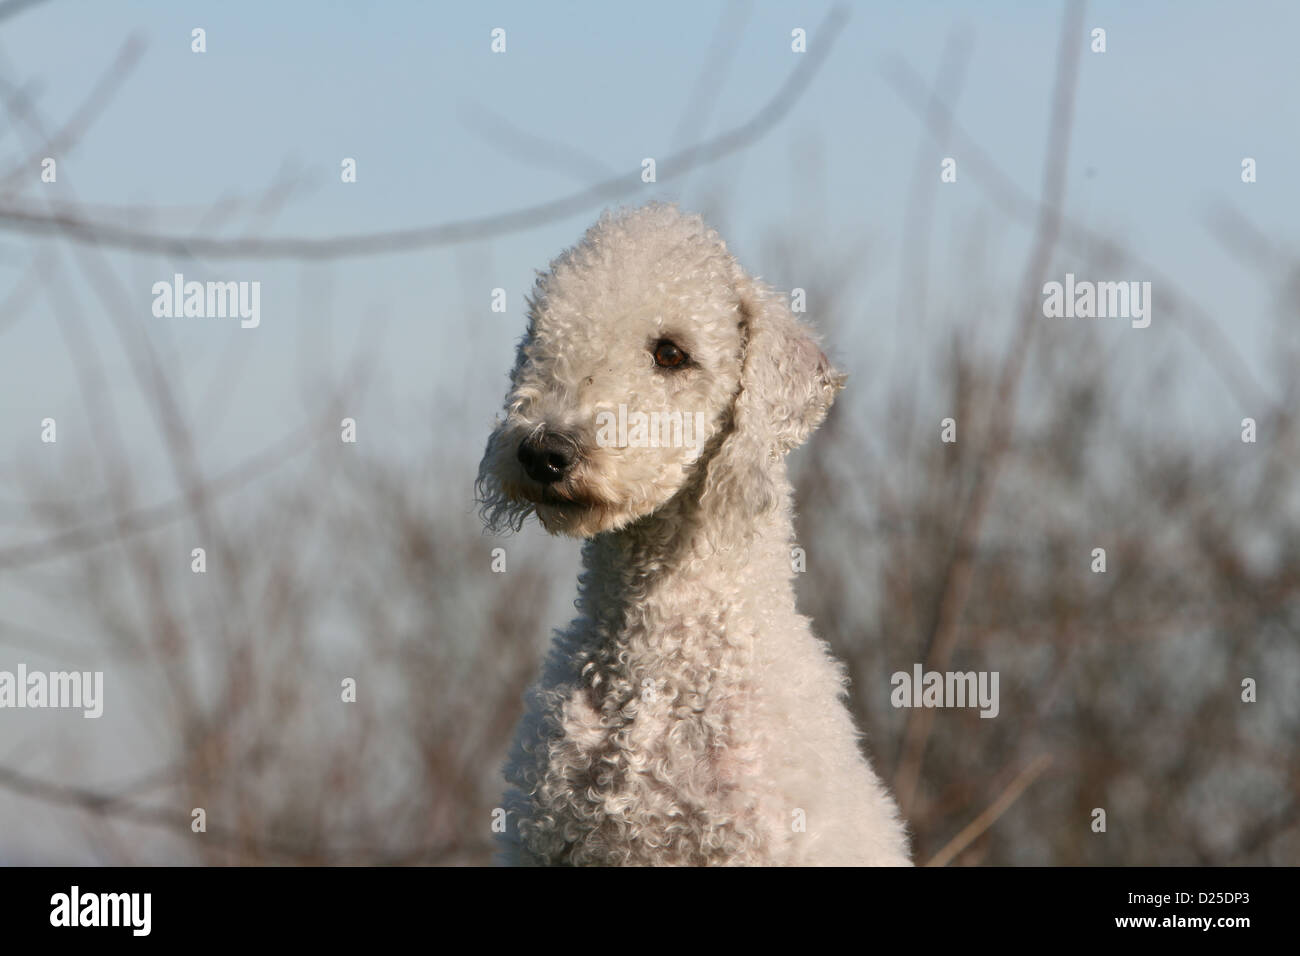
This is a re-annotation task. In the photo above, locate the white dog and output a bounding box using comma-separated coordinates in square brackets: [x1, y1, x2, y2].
[478, 203, 910, 865]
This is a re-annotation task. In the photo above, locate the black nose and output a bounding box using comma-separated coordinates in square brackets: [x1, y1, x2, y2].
[517, 432, 575, 485]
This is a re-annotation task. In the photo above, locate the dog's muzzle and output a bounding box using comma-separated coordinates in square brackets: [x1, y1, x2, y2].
[517, 431, 577, 485]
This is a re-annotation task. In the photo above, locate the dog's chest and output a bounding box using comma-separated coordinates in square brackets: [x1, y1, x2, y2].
[559, 606, 765, 779]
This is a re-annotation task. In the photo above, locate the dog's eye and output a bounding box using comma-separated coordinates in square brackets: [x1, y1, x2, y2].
[653, 339, 688, 369]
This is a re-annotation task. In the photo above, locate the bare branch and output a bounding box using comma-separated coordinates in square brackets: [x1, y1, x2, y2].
[0, 763, 492, 864]
[0, 0, 50, 25]
[0, 6, 850, 260]
[926, 755, 1053, 867]
[881, 46, 1277, 412]
[457, 100, 618, 184]
[893, 0, 1087, 815]
[0, 36, 145, 193]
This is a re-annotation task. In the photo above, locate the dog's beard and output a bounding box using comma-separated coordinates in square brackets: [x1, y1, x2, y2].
[527, 480, 621, 537]
[479, 428, 704, 538]
[517, 473, 669, 538]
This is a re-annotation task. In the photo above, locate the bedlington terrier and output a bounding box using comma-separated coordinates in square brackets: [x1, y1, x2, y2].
[477, 203, 910, 866]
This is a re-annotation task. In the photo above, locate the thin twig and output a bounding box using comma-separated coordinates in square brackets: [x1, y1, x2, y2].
[0, 36, 146, 193]
[926, 754, 1053, 867]
[0, 0, 49, 25]
[893, 0, 1087, 815]
[881, 49, 1275, 412]
[0, 6, 850, 260]
[0, 763, 490, 864]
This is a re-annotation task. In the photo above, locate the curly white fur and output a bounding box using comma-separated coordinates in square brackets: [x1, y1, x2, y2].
[477, 203, 910, 865]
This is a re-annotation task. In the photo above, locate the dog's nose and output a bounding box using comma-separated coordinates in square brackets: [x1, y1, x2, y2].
[517, 432, 575, 485]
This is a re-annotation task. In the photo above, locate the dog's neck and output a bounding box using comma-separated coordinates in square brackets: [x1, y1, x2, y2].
[579, 465, 796, 631]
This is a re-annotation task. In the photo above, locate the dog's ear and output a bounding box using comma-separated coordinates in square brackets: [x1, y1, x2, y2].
[736, 275, 846, 453]
[699, 275, 846, 537]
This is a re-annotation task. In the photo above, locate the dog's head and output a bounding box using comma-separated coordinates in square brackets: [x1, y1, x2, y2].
[477, 203, 844, 538]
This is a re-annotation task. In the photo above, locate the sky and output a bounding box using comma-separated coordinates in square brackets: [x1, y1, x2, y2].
[0, 0, 1294, 480]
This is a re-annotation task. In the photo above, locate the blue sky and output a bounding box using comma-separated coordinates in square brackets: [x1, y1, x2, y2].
[0, 1, 1294, 481]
